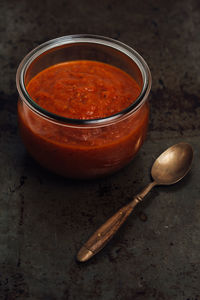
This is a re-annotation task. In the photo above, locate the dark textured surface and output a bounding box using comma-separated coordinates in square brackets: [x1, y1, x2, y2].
[0, 0, 200, 299]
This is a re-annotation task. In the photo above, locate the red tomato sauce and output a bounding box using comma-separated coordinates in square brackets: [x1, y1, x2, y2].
[18, 61, 149, 179]
[26, 61, 141, 119]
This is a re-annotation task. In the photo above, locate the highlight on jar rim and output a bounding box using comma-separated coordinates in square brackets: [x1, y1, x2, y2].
[16, 35, 152, 179]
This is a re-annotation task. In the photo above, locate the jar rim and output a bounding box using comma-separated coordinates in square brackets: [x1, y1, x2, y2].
[16, 34, 152, 125]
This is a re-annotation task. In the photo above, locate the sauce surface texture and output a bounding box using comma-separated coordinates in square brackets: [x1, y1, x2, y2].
[27, 60, 141, 119]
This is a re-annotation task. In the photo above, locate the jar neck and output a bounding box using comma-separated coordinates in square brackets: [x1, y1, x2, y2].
[16, 35, 151, 126]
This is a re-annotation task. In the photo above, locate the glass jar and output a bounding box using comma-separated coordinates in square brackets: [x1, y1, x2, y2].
[16, 34, 151, 179]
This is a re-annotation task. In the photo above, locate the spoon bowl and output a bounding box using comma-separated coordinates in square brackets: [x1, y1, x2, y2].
[151, 143, 193, 185]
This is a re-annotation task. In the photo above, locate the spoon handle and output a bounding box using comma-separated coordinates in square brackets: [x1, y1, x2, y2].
[77, 181, 156, 262]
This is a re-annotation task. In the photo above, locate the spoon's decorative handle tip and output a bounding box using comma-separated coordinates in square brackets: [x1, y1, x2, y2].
[76, 203, 136, 262]
[77, 246, 93, 262]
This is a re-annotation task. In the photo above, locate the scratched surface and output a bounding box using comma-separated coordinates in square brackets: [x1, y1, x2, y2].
[0, 0, 200, 299]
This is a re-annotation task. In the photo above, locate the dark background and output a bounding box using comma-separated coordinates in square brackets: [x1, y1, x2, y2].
[0, 0, 200, 299]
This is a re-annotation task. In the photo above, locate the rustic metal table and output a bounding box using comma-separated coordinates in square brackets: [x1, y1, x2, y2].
[0, 0, 200, 299]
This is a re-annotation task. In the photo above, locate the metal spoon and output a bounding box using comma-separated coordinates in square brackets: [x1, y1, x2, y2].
[77, 142, 193, 262]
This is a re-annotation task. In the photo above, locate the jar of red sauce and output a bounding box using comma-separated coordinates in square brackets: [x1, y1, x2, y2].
[16, 35, 151, 179]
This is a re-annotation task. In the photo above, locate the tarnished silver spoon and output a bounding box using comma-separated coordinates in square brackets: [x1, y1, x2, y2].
[77, 142, 193, 262]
